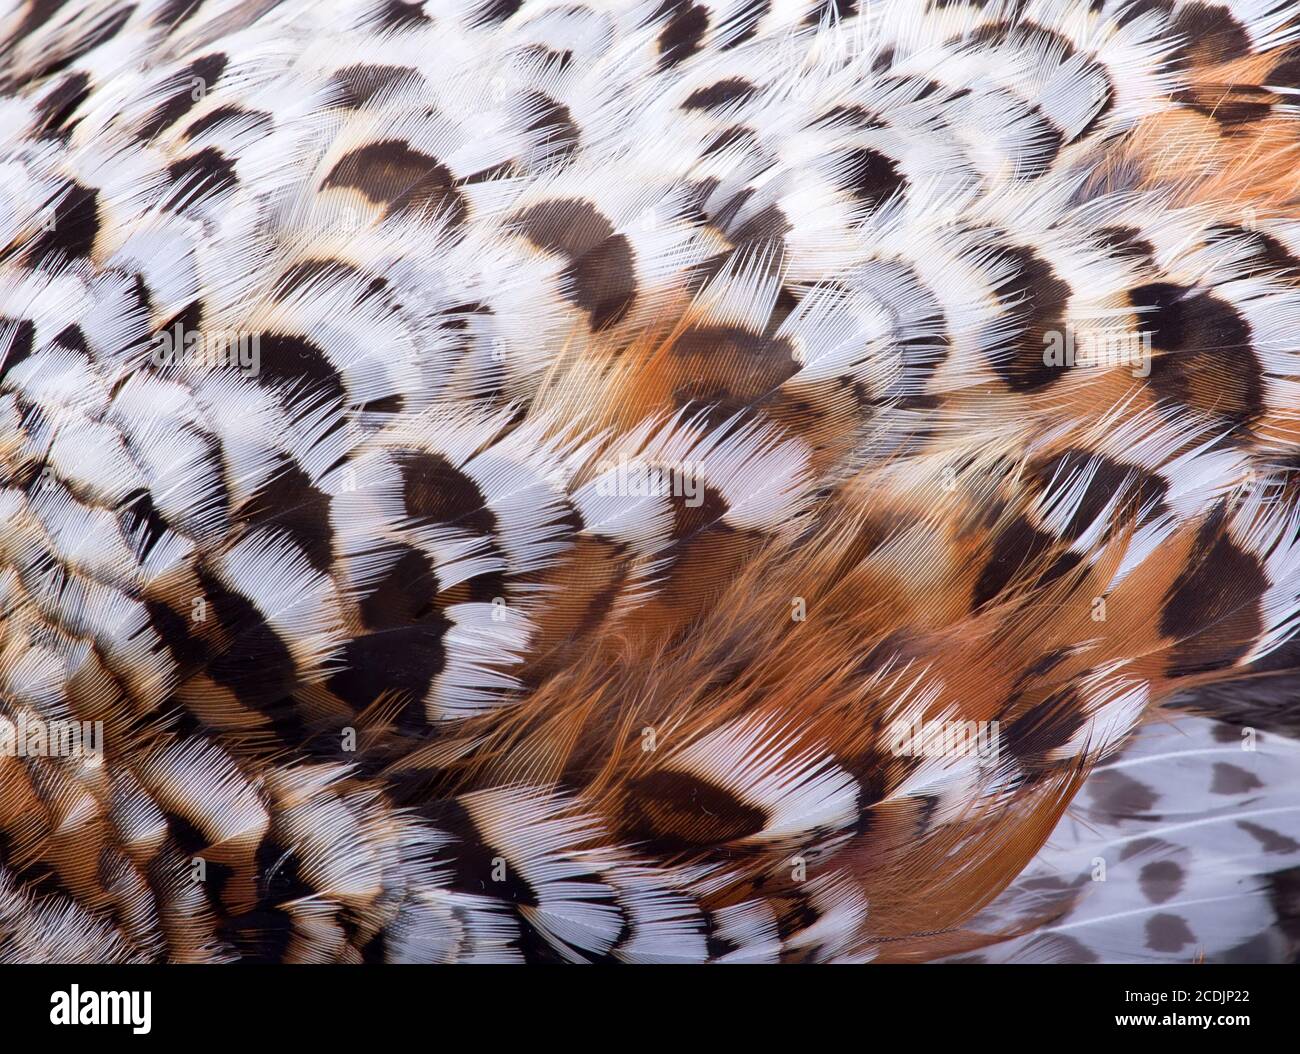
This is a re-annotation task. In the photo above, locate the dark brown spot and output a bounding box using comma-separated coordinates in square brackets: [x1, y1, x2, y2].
[198, 568, 303, 739]
[184, 104, 271, 140]
[1005, 688, 1088, 765]
[166, 147, 238, 206]
[1171, 2, 1251, 66]
[656, 0, 709, 69]
[1238, 821, 1300, 854]
[1210, 762, 1264, 795]
[1032, 448, 1168, 541]
[22, 179, 99, 262]
[1161, 507, 1268, 677]
[243, 457, 334, 575]
[521, 92, 580, 162]
[720, 0, 768, 47]
[324, 140, 466, 224]
[255, 334, 347, 407]
[683, 77, 755, 110]
[1087, 768, 1159, 816]
[621, 770, 766, 854]
[477, 0, 522, 23]
[1145, 912, 1195, 953]
[34, 71, 90, 138]
[118, 488, 170, 560]
[514, 199, 636, 329]
[805, 0, 858, 23]
[840, 147, 906, 210]
[988, 244, 1073, 392]
[139, 54, 230, 140]
[327, 64, 421, 109]
[358, 544, 439, 628]
[0, 318, 37, 381]
[702, 125, 755, 156]
[397, 451, 497, 537]
[1096, 225, 1155, 264]
[372, 0, 430, 30]
[1139, 859, 1185, 904]
[971, 515, 1076, 609]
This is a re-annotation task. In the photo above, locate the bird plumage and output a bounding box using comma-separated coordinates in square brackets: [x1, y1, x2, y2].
[0, 0, 1299, 962]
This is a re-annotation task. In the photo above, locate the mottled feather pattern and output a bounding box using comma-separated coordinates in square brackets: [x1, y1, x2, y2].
[0, 0, 1298, 963]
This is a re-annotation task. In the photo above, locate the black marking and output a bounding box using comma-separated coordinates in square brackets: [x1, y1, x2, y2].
[243, 457, 334, 575]
[1013, 102, 1066, 178]
[1268, 54, 1300, 91]
[522, 92, 580, 161]
[682, 78, 756, 110]
[373, 0, 431, 30]
[421, 799, 539, 906]
[185, 104, 271, 140]
[1171, 2, 1251, 66]
[1032, 448, 1168, 541]
[1210, 224, 1300, 279]
[720, 0, 768, 47]
[813, 104, 884, 129]
[14, 0, 72, 41]
[274, 258, 369, 301]
[840, 147, 906, 210]
[156, 0, 204, 29]
[989, 244, 1073, 392]
[145, 597, 208, 671]
[805, 0, 858, 23]
[324, 140, 466, 224]
[514, 199, 636, 329]
[1114, 0, 1172, 23]
[199, 568, 303, 738]
[1133, 283, 1265, 427]
[52, 323, 90, 355]
[23, 179, 100, 262]
[477, 0, 522, 24]
[1004, 688, 1088, 765]
[166, 147, 238, 207]
[668, 482, 730, 544]
[668, 324, 799, 413]
[118, 488, 170, 560]
[34, 71, 90, 138]
[1075, 80, 1115, 141]
[971, 515, 1071, 609]
[30, 4, 134, 82]
[728, 202, 789, 254]
[656, 0, 709, 70]
[1174, 84, 1274, 129]
[621, 770, 766, 855]
[0, 318, 37, 381]
[327, 64, 421, 109]
[359, 544, 439, 628]
[255, 334, 347, 407]
[1161, 507, 1268, 676]
[1096, 225, 1155, 264]
[397, 450, 497, 536]
[223, 909, 296, 964]
[518, 45, 574, 71]
[328, 616, 451, 721]
[257, 838, 314, 904]
[139, 54, 230, 141]
[703, 125, 756, 157]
